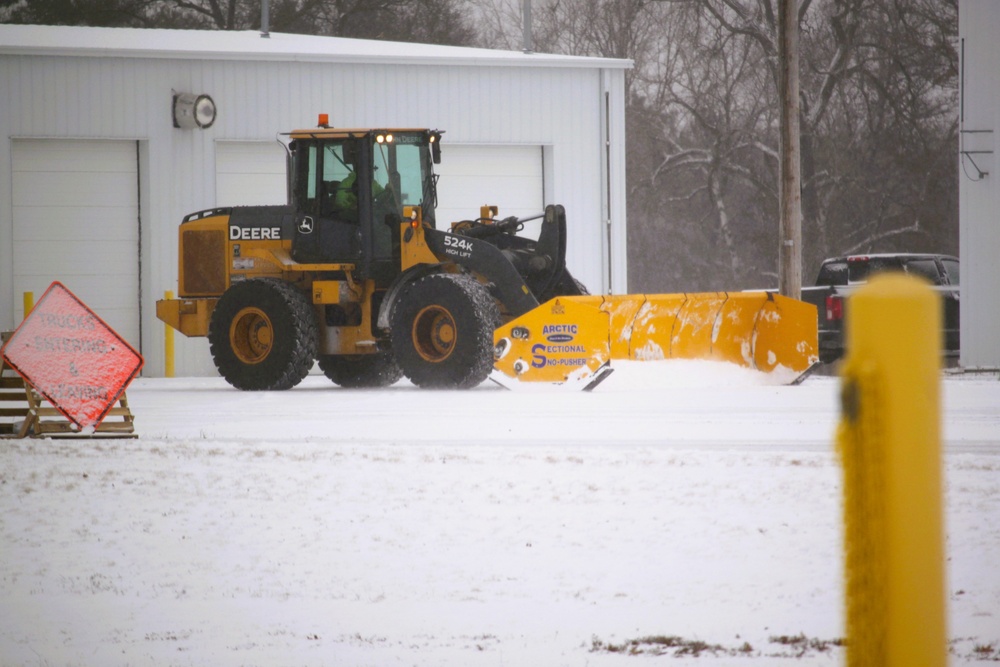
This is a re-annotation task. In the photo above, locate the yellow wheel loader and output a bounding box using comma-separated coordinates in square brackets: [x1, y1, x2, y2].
[157, 117, 818, 390]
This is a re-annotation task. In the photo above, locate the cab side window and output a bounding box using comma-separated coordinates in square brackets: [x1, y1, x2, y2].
[295, 143, 319, 208]
[322, 143, 354, 218]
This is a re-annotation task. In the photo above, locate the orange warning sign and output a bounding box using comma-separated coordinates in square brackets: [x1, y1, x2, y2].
[0, 282, 144, 431]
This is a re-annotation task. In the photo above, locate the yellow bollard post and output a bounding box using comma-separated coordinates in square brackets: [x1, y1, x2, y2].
[837, 273, 946, 667]
[164, 290, 175, 378]
[23, 292, 34, 322]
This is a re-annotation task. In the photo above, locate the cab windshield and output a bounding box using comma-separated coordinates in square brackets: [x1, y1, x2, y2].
[373, 133, 437, 227]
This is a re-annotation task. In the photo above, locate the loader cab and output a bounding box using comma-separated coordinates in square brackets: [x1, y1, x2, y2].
[288, 125, 441, 286]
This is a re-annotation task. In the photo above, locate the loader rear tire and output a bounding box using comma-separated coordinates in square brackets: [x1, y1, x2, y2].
[390, 273, 499, 389]
[318, 349, 403, 388]
[209, 278, 318, 391]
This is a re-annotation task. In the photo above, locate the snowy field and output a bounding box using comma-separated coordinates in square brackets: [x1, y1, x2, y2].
[1, 360, 998, 666]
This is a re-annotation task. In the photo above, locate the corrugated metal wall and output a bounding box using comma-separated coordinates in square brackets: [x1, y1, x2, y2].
[0, 34, 627, 377]
[959, 0, 1000, 369]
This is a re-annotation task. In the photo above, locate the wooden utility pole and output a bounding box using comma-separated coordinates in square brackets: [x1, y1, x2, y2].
[777, 0, 802, 299]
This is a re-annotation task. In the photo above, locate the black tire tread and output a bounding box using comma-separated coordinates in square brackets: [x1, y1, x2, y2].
[390, 273, 499, 389]
[208, 278, 318, 391]
[317, 349, 403, 388]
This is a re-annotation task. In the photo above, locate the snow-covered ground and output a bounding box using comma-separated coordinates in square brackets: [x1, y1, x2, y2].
[1, 360, 998, 666]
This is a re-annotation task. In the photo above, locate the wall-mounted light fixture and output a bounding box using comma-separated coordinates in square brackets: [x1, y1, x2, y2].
[173, 92, 217, 129]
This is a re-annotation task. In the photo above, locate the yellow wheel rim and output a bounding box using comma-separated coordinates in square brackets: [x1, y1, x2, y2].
[230, 306, 273, 365]
[412, 305, 457, 362]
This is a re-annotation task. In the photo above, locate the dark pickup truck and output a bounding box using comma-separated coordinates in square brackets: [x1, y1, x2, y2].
[800, 254, 960, 363]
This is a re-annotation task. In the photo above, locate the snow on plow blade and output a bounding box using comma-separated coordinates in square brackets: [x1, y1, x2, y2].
[492, 292, 819, 387]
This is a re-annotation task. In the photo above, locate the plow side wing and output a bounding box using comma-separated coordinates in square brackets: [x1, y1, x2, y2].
[750, 293, 820, 373]
[493, 291, 818, 385]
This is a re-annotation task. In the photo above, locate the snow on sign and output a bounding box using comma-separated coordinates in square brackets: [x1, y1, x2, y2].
[0, 282, 144, 432]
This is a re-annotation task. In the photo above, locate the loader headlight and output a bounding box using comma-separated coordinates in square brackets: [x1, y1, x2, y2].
[494, 338, 510, 360]
[429, 131, 443, 164]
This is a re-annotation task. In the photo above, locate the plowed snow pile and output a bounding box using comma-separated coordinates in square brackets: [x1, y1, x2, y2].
[2, 361, 998, 666]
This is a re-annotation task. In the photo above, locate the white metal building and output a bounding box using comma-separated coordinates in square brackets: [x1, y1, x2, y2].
[959, 0, 1000, 370]
[0, 24, 630, 377]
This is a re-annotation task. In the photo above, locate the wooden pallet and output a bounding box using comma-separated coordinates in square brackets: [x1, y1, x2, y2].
[1, 331, 32, 438]
[1, 331, 137, 439]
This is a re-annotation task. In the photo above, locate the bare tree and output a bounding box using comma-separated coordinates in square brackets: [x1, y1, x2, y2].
[627, 0, 957, 289]
[2, 0, 478, 44]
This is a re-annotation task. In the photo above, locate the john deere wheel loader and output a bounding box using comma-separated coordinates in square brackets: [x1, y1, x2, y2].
[157, 116, 818, 390]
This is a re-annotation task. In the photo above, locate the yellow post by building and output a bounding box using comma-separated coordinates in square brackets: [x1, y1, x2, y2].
[164, 290, 175, 378]
[23, 292, 34, 322]
[837, 273, 946, 667]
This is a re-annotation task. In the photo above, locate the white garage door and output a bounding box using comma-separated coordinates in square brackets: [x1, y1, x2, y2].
[216, 141, 288, 206]
[12, 139, 140, 348]
[433, 144, 544, 238]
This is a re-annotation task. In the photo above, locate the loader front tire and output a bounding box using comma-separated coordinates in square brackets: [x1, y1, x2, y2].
[390, 273, 499, 389]
[318, 349, 403, 388]
[209, 279, 318, 391]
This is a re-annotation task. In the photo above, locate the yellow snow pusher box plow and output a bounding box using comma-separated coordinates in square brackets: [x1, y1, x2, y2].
[492, 291, 819, 388]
